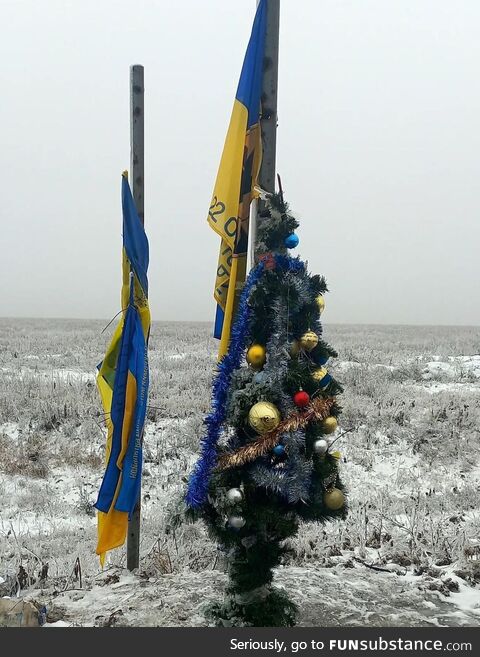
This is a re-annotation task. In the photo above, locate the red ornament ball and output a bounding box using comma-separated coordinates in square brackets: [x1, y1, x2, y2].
[293, 390, 310, 407]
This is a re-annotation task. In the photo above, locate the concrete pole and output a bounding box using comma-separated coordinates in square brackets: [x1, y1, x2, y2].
[127, 64, 144, 571]
[250, 0, 280, 265]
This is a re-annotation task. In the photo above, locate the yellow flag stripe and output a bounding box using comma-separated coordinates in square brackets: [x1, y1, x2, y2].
[207, 101, 249, 248]
[116, 371, 137, 468]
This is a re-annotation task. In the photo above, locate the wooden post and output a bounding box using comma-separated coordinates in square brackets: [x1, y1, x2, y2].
[127, 64, 144, 572]
[251, 0, 280, 265]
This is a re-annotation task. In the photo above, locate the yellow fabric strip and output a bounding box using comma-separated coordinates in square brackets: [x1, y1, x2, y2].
[208, 100, 249, 312]
[117, 371, 137, 468]
[218, 256, 239, 359]
[96, 492, 128, 560]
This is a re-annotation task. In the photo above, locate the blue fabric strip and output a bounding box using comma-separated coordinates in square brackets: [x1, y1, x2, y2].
[235, 0, 267, 129]
[115, 312, 148, 515]
[213, 304, 224, 339]
[122, 177, 149, 296]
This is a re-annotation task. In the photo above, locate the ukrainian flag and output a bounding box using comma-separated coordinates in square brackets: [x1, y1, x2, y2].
[208, 0, 267, 358]
[94, 173, 150, 564]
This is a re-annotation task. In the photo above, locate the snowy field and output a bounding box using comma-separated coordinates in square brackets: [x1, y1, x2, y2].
[1, 318, 480, 626]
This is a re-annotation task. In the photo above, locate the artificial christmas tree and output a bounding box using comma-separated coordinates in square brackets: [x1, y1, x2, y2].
[187, 192, 346, 626]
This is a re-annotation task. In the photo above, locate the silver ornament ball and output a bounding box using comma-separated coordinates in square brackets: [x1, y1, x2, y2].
[228, 515, 246, 529]
[226, 488, 243, 504]
[313, 439, 329, 455]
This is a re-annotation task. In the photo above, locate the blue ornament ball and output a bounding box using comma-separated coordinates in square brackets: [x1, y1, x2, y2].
[284, 233, 299, 249]
[272, 444, 286, 456]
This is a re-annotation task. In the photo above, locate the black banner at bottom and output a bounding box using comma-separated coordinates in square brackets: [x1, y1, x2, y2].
[0, 626, 478, 656]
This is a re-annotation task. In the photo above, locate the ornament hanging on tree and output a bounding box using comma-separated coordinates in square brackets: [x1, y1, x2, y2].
[293, 390, 310, 408]
[321, 416, 338, 434]
[316, 295, 325, 314]
[226, 488, 243, 504]
[272, 444, 286, 456]
[258, 252, 276, 270]
[228, 515, 246, 529]
[284, 233, 299, 249]
[246, 344, 266, 369]
[323, 487, 345, 511]
[248, 401, 281, 434]
[299, 330, 319, 352]
[313, 439, 328, 455]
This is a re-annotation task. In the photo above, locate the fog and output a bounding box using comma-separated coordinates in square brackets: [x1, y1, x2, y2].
[1, 0, 479, 325]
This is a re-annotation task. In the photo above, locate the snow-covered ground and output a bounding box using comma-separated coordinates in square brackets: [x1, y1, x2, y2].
[17, 564, 480, 627]
[1, 319, 479, 626]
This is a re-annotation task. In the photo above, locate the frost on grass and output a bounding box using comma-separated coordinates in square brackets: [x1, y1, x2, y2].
[0, 319, 480, 626]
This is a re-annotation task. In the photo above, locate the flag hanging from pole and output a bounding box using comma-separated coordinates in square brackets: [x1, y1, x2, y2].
[208, 0, 267, 358]
[94, 173, 150, 565]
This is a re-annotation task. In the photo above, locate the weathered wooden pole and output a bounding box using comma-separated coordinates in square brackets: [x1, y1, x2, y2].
[127, 64, 144, 571]
[251, 0, 280, 265]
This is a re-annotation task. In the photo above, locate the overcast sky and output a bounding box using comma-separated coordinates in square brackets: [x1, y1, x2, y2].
[1, 0, 479, 325]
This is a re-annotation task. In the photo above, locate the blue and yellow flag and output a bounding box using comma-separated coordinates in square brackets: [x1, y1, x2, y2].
[94, 173, 150, 565]
[208, 0, 266, 358]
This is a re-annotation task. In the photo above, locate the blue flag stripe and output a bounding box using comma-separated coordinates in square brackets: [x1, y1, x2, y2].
[122, 177, 149, 296]
[115, 314, 148, 514]
[95, 303, 137, 513]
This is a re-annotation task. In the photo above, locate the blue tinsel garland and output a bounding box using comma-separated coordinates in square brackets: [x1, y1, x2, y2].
[185, 254, 306, 509]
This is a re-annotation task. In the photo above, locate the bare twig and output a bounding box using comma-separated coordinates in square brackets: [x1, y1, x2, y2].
[353, 556, 406, 575]
[101, 308, 127, 334]
[328, 426, 357, 450]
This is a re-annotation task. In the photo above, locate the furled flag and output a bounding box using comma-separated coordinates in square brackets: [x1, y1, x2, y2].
[94, 172, 150, 565]
[208, 0, 267, 359]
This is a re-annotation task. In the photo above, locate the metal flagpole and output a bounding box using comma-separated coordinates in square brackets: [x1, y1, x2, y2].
[127, 64, 144, 571]
[250, 0, 280, 267]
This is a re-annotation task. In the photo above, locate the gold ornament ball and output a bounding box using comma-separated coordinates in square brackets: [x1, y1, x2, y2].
[246, 344, 266, 369]
[321, 416, 338, 434]
[248, 401, 281, 434]
[316, 295, 326, 314]
[323, 487, 345, 511]
[299, 330, 319, 352]
[312, 366, 328, 382]
[290, 340, 300, 357]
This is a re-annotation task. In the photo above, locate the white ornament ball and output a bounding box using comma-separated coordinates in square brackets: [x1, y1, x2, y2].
[226, 488, 243, 504]
[228, 515, 246, 529]
[313, 439, 328, 455]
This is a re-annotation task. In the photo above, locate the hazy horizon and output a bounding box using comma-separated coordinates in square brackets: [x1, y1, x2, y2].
[1, 315, 479, 329]
[1, 0, 480, 326]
